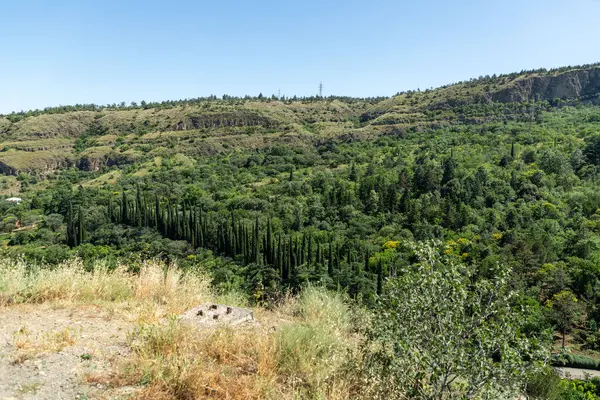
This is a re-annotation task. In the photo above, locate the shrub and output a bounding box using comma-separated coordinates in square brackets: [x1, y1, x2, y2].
[555, 354, 600, 370]
[360, 242, 549, 399]
[525, 367, 566, 400]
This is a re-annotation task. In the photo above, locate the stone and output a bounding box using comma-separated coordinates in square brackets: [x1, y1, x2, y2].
[180, 304, 253, 329]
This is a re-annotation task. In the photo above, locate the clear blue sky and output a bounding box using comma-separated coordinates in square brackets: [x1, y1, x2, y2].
[1, 0, 599, 113]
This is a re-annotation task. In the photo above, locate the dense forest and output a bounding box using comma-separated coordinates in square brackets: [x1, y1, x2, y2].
[5, 65, 600, 398]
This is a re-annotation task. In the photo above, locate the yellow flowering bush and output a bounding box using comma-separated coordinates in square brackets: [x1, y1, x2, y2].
[383, 240, 400, 249]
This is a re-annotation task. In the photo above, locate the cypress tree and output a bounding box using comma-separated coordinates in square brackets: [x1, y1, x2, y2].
[188, 206, 195, 245]
[295, 236, 301, 269]
[377, 257, 383, 295]
[182, 202, 188, 241]
[300, 233, 306, 265]
[161, 205, 167, 237]
[307, 233, 313, 265]
[315, 241, 321, 274]
[142, 195, 148, 227]
[250, 217, 256, 263]
[181, 201, 190, 241]
[77, 205, 85, 245]
[287, 235, 293, 281]
[237, 222, 243, 255]
[277, 233, 283, 277]
[221, 224, 227, 254]
[349, 162, 358, 182]
[190, 210, 196, 248]
[347, 244, 352, 264]
[231, 211, 236, 255]
[167, 203, 173, 238]
[244, 225, 250, 264]
[198, 210, 204, 247]
[175, 204, 181, 239]
[198, 213, 204, 248]
[66, 202, 75, 247]
[135, 186, 143, 227]
[107, 196, 113, 222]
[121, 192, 128, 224]
[255, 216, 260, 264]
[154, 195, 161, 230]
[328, 240, 334, 277]
[196, 211, 201, 248]
[266, 218, 272, 265]
[263, 235, 268, 265]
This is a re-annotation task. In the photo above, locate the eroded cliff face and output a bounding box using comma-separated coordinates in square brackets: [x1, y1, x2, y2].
[36, 157, 75, 177]
[182, 111, 280, 130]
[491, 68, 600, 103]
[76, 151, 137, 172]
[0, 161, 17, 176]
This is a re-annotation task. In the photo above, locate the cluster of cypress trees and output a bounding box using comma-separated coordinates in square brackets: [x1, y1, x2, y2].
[66, 202, 85, 247]
[103, 187, 386, 294]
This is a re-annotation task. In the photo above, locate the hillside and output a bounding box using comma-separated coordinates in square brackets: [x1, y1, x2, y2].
[0, 100, 372, 176]
[4, 64, 600, 398]
[2, 64, 600, 178]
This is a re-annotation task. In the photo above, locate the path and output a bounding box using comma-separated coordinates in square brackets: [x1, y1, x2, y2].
[0, 304, 136, 400]
[557, 367, 600, 380]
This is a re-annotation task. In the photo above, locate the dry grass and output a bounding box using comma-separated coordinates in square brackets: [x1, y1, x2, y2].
[0, 259, 362, 399]
[11, 325, 79, 364]
[0, 148, 73, 171]
[0, 258, 213, 323]
[81, 170, 123, 187]
[110, 287, 357, 400]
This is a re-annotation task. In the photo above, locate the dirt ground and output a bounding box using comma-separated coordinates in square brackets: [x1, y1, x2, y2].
[0, 304, 137, 400]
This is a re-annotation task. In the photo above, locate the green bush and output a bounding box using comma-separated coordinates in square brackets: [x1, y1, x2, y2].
[525, 368, 566, 400]
[554, 354, 600, 370]
[362, 242, 548, 399]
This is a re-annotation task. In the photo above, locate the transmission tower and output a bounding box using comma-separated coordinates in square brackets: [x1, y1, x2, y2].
[319, 82, 323, 97]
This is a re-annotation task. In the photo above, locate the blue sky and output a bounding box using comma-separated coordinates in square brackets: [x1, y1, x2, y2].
[1, 0, 599, 113]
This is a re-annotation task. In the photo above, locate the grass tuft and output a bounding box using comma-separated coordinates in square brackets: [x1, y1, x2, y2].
[0, 258, 211, 313]
[115, 286, 356, 399]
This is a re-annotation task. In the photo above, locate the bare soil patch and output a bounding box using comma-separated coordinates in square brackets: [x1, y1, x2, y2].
[0, 304, 136, 400]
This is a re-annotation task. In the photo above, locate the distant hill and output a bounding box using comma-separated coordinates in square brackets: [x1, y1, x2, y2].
[1, 63, 599, 176]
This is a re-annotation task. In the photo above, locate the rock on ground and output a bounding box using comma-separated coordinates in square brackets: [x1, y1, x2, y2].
[180, 303, 254, 329]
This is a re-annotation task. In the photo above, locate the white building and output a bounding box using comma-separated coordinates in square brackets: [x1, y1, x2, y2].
[5, 197, 22, 204]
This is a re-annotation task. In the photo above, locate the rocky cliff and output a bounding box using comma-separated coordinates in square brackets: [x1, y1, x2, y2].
[491, 67, 600, 103]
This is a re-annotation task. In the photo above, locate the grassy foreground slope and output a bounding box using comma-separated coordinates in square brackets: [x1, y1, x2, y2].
[2, 253, 599, 399]
[0, 257, 360, 399]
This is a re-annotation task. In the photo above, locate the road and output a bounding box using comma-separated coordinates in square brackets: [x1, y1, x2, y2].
[557, 367, 600, 379]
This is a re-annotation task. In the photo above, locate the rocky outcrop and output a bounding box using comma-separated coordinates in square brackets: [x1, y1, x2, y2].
[37, 158, 74, 177]
[0, 161, 17, 176]
[181, 111, 280, 130]
[360, 67, 600, 125]
[491, 68, 600, 103]
[77, 151, 136, 172]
